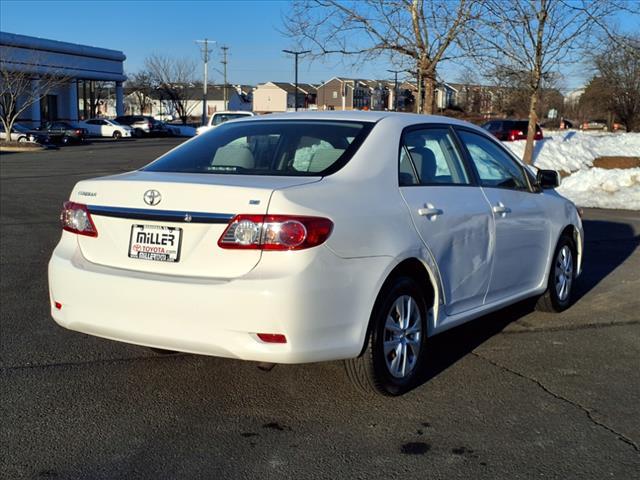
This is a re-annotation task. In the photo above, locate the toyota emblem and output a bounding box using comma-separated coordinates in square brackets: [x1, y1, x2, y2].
[143, 189, 162, 206]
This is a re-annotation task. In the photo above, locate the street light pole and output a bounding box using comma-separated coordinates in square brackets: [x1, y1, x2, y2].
[282, 49, 310, 111]
[220, 46, 229, 111]
[387, 69, 402, 112]
[196, 38, 215, 125]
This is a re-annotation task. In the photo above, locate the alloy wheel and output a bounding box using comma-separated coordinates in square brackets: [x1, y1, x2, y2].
[555, 245, 573, 301]
[383, 295, 422, 379]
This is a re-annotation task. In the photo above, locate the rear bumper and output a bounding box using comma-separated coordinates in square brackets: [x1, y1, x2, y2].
[48, 233, 390, 363]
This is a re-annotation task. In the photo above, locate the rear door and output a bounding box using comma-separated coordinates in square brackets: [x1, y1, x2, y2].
[455, 128, 551, 301]
[399, 126, 494, 316]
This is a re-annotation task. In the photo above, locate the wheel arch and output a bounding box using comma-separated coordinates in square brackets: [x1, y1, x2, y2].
[543, 222, 582, 286]
[558, 223, 582, 274]
[357, 256, 441, 357]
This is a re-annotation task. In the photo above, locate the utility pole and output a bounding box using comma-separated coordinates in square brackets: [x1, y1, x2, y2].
[220, 46, 229, 111]
[387, 69, 402, 111]
[282, 49, 310, 111]
[196, 38, 215, 125]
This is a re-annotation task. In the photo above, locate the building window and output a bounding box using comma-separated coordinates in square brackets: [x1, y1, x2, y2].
[332, 91, 338, 99]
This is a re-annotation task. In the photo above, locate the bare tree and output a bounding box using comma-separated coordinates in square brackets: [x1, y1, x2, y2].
[126, 71, 154, 115]
[593, 35, 640, 132]
[0, 52, 69, 139]
[283, 0, 479, 114]
[468, 0, 635, 164]
[145, 54, 197, 124]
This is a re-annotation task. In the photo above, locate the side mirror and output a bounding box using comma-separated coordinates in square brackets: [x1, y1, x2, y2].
[537, 169, 560, 189]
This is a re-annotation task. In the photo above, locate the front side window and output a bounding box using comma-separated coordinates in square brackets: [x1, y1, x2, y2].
[457, 130, 529, 190]
[145, 120, 373, 176]
[399, 128, 470, 185]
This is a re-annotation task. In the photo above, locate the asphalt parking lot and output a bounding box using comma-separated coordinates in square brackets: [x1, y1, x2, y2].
[1, 139, 639, 479]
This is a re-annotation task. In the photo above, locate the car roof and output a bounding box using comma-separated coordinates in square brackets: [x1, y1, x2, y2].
[235, 110, 480, 130]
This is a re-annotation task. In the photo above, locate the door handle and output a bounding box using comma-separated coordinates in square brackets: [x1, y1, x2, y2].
[492, 203, 511, 215]
[418, 204, 443, 217]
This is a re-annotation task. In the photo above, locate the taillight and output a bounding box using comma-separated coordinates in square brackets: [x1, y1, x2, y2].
[508, 129, 525, 141]
[218, 214, 333, 250]
[60, 201, 98, 237]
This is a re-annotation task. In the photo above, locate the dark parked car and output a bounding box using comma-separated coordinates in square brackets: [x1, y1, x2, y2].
[481, 119, 543, 141]
[114, 115, 168, 137]
[0, 123, 62, 145]
[38, 121, 87, 144]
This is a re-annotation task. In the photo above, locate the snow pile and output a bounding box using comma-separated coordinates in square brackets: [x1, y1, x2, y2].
[504, 131, 640, 172]
[503, 131, 640, 210]
[557, 168, 640, 210]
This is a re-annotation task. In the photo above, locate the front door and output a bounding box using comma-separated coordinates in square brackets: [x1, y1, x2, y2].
[456, 129, 551, 302]
[399, 126, 494, 316]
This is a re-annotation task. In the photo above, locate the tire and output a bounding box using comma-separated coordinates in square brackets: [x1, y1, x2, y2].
[134, 128, 143, 138]
[17, 136, 28, 143]
[345, 276, 428, 396]
[61, 136, 70, 145]
[536, 234, 577, 312]
[112, 130, 122, 140]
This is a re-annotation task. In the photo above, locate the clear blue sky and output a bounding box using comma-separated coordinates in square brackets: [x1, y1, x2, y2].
[1, 0, 638, 90]
[0, 0, 393, 85]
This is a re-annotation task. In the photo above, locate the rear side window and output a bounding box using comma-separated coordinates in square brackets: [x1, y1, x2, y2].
[399, 128, 470, 185]
[144, 120, 373, 176]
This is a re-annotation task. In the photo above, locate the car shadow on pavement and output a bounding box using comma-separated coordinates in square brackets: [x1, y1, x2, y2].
[412, 218, 638, 393]
[573, 219, 638, 302]
[415, 298, 538, 391]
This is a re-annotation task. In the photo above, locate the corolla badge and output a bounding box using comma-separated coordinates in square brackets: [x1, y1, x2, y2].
[143, 189, 162, 206]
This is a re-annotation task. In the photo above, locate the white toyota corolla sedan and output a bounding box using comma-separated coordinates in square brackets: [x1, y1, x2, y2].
[49, 111, 583, 395]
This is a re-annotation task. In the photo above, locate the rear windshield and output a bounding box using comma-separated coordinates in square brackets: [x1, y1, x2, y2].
[506, 121, 541, 131]
[144, 120, 374, 176]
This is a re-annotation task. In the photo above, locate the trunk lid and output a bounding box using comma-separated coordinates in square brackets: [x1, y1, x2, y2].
[71, 171, 320, 278]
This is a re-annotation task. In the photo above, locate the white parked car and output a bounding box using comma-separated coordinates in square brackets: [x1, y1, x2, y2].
[80, 119, 132, 139]
[196, 111, 254, 135]
[48, 112, 583, 396]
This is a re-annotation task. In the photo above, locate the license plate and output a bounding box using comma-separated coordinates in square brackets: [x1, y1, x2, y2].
[128, 224, 182, 262]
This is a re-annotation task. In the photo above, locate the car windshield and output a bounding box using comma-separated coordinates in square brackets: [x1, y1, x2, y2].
[144, 120, 374, 176]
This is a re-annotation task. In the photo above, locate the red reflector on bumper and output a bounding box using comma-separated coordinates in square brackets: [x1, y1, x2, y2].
[257, 333, 287, 343]
[54, 302, 62, 310]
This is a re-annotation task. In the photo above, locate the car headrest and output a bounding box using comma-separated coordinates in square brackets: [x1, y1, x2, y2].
[409, 147, 437, 183]
[212, 145, 255, 169]
[307, 148, 345, 173]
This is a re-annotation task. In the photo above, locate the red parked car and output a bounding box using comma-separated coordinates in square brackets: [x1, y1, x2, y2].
[481, 119, 543, 141]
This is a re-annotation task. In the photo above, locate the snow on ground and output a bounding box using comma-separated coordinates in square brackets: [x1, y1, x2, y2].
[557, 168, 640, 210]
[503, 131, 640, 210]
[504, 130, 640, 172]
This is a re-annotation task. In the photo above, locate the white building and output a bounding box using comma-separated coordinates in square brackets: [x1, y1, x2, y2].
[0, 31, 126, 126]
